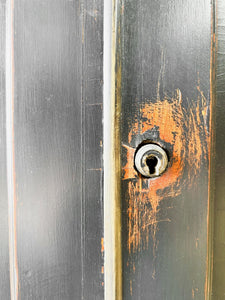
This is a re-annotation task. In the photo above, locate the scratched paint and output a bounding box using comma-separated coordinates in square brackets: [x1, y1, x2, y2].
[122, 86, 209, 262]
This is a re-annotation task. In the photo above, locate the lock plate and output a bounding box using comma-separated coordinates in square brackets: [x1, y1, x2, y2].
[134, 143, 168, 178]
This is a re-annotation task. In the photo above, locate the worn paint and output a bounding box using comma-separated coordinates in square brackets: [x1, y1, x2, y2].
[129, 280, 132, 296]
[101, 237, 104, 254]
[101, 238, 104, 286]
[119, 0, 211, 298]
[122, 86, 209, 258]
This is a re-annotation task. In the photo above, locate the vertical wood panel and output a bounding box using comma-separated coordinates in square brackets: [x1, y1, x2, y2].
[115, 0, 212, 299]
[12, 0, 103, 299]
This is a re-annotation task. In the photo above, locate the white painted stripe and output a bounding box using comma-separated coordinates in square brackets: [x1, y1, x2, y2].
[104, 0, 119, 298]
[6, 0, 18, 299]
[103, 0, 114, 298]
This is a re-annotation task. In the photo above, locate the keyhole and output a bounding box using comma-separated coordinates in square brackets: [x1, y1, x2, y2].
[146, 155, 158, 175]
[134, 143, 168, 178]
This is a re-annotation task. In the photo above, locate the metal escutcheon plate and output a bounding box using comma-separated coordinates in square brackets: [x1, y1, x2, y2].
[134, 143, 168, 178]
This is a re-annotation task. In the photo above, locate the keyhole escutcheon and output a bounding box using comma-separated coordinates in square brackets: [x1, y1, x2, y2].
[134, 143, 168, 178]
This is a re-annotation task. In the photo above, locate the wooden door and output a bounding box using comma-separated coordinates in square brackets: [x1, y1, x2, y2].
[0, 0, 224, 299]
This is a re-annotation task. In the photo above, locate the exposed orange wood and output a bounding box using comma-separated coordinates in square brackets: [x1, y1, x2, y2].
[122, 87, 209, 264]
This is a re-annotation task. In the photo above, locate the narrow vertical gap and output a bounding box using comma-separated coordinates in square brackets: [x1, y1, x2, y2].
[5, 0, 18, 299]
[211, 0, 225, 298]
[114, 3, 122, 298]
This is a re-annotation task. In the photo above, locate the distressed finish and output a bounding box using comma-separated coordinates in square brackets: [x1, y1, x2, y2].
[1, 0, 224, 299]
[115, 0, 212, 299]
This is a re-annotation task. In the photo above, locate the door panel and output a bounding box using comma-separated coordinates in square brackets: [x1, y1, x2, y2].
[6, 0, 103, 299]
[1, 0, 224, 299]
[113, 0, 212, 299]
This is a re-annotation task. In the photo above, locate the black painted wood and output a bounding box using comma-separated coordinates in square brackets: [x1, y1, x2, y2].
[13, 0, 103, 299]
[118, 0, 211, 299]
[0, 0, 223, 299]
[212, 0, 225, 298]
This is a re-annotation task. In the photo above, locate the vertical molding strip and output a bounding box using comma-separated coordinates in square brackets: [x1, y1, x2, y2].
[205, 1, 216, 299]
[104, 0, 122, 299]
[6, 0, 18, 299]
